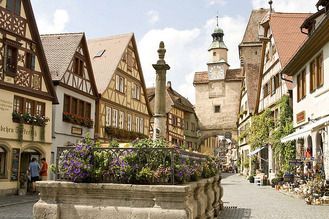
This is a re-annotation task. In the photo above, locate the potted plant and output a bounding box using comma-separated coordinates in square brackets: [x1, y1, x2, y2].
[18, 173, 27, 196]
[271, 178, 278, 188]
[248, 175, 254, 183]
[276, 171, 284, 182]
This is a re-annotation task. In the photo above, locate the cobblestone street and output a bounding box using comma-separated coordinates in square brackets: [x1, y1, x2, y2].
[0, 194, 37, 219]
[218, 173, 329, 219]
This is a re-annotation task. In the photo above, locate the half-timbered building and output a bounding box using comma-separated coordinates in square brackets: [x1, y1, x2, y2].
[0, 0, 57, 195]
[147, 82, 198, 147]
[41, 33, 98, 169]
[87, 33, 152, 143]
[255, 11, 311, 177]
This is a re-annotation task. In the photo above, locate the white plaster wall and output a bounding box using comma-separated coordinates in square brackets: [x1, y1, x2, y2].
[52, 86, 96, 155]
[292, 41, 329, 128]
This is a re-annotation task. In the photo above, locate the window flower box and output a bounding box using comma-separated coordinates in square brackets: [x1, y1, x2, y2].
[63, 112, 93, 128]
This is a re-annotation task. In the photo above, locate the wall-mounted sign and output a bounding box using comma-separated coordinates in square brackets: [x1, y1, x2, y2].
[71, 127, 82, 135]
[0, 98, 13, 112]
[225, 132, 232, 139]
[288, 159, 302, 166]
[296, 111, 305, 124]
[302, 157, 314, 162]
[10, 148, 20, 181]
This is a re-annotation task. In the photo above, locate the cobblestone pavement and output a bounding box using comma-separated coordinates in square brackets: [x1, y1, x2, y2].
[0, 194, 38, 219]
[218, 173, 329, 219]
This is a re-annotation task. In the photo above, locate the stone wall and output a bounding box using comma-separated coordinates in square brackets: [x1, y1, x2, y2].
[34, 175, 223, 219]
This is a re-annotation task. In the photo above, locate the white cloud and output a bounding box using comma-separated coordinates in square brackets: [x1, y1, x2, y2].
[37, 9, 69, 34]
[147, 10, 159, 24]
[252, 0, 317, 13]
[139, 15, 246, 104]
[205, 0, 227, 6]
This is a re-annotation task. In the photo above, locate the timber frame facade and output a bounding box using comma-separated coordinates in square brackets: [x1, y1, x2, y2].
[147, 83, 198, 147]
[0, 0, 57, 196]
[88, 33, 152, 143]
[41, 32, 98, 170]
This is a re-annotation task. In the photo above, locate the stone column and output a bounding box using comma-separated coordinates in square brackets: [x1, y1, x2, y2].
[153, 41, 170, 140]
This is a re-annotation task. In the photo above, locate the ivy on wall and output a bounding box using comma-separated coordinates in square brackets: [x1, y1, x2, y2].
[242, 95, 295, 172]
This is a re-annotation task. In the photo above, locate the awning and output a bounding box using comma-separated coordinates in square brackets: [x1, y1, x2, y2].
[247, 147, 265, 157]
[281, 128, 311, 143]
[280, 115, 329, 143]
[311, 116, 329, 131]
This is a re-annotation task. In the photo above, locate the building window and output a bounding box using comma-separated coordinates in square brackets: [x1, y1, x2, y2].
[271, 75, 279, 95]
[36, 102, 45, 116]
[5, 45, 17, 74]
[26, 53, 35, 70]
[119, 112, 124, 129]
[136, 117, 140, 132]
[171, 115, 177, 126]
[6, 0, 21, 15]
[214, 105, 220, 113]
[0, 146, 7, 179]
[133, 84, 140, 100]
[113, 109, 118, 128]
[191, 123, 195, 131]
[297, 69, 306, 101]
[140, 118, 144, 134]
[106, 107, 111, 126]
[13, 96, 23, 113]
[213, 52, 216, 56]
[127, 114, 132, 131]
[116, 75, 124, 93]
[13, 96, 45, 117]
[63, 94, 91, 119]
[25, 99, 33, 114]
[74, 57, 84, 77]
[263, 81, 270, 98]
[185, 121, 188, 130]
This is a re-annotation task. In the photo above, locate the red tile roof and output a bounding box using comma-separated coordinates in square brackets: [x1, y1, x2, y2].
[270, 13, 312, 69]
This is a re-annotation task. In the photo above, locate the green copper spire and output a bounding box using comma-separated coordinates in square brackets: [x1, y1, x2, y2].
[208, 16, 227, 51]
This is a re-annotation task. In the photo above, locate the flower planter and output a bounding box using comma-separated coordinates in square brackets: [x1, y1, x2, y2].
[34, 175, 222, 219]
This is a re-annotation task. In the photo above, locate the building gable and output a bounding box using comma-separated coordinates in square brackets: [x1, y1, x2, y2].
[0, 0, 57, 102]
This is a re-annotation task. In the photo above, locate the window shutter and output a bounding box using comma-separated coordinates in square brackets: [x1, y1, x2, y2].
[136, 117, 140, 132]
[14, 0, 21, 15]
[140, 118, 144, 134]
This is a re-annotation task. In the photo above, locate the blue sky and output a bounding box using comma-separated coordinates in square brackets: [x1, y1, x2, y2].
[30, 0, 317, 104]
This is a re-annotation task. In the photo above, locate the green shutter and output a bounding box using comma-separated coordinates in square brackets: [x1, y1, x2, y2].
[6, 0, 12, 11]
[14, 0, 20, 15]
[31, 54, 35, 70]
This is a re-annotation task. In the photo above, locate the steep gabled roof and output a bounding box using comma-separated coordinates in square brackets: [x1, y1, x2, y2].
[240, 8, 270, 46]
[147, 85, 195, 114]
[270, 13, 311, 69]
[22, 0, 58, 103]
[87, 33, 133, 94]
[41, 33, 84, 80]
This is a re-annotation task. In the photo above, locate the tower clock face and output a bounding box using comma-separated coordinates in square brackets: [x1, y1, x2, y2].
[209, 65, 224, 80]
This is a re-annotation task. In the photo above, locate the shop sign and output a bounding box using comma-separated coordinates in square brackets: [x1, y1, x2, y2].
[288, 159, 302, 166]
[296, 111, 305, 124]
[225, 132, 232, 139]
[302, 157, 314, 162]
[71, 127, 82, 135]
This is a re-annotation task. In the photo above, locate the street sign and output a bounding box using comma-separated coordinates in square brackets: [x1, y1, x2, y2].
[288, 159, 302, 166]
[302, 157, 314, 162]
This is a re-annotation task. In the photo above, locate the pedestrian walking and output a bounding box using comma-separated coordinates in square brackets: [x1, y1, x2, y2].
[28, 158, 40, 194]
[40, 157, 48, 181]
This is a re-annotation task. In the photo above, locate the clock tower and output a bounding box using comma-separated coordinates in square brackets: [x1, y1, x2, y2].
[207, 17, 229, 80]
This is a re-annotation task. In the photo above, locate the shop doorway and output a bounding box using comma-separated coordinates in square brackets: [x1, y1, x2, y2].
[20, 148, 42, 193]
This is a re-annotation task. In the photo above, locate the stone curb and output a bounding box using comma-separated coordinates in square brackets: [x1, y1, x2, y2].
[0, 199, 38, 208]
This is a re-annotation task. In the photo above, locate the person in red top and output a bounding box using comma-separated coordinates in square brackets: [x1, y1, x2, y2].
[39, 158, 48, 181]
[305, 147, 312, 157]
